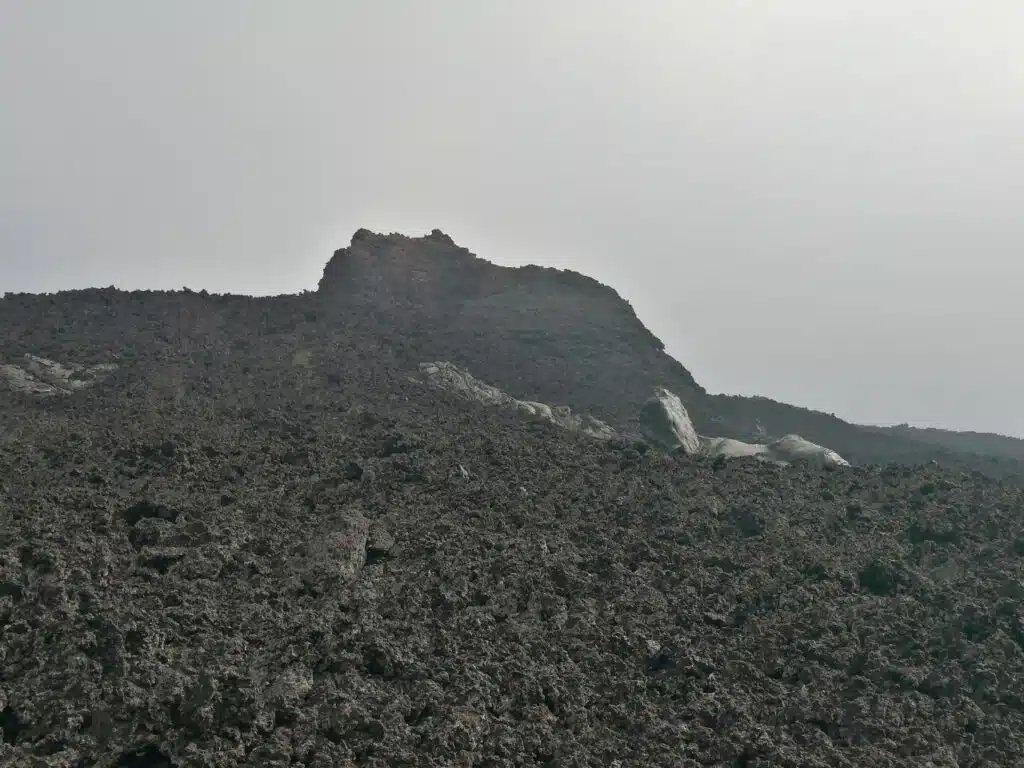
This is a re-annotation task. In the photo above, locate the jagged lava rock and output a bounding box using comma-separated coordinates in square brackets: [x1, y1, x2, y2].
[2, 228, 1024, 765]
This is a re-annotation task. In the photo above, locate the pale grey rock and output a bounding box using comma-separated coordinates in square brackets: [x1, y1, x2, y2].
[416, 364, 847, 465]
[417, 362, 514, 408]
[417, 361, 617, 440]
[634, 387, 850, 467]
[578, 414, 618, 440]
[700, 433, 849, 467]
[701, 436, 770, 460]
[766, 434, 850, 467]
[0, 363, 62, 395]
[0, 354, 117, 396]
[638, 387, 702, 455]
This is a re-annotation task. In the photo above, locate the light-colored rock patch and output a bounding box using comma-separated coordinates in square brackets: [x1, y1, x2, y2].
[639, 386, 850, 467]
[701, 433, 849, 467]
[417, 361, 617, 440]
[638, 387, 702, 455]
[701, 436, 770, 460]
[416, 364, 850, 468]
[0, 363, 62, 395]
[418, 361, 515, 408]
[1, 354, 118, 396]
[765, 434, 850, 467]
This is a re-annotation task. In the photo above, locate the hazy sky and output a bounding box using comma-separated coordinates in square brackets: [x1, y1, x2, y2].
[3, 2, 1023, 435]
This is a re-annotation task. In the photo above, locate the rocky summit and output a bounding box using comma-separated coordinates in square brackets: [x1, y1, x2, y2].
[3, 230, 1024, 766]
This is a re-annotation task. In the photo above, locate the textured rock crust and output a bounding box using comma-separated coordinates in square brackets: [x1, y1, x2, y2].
[1, 229, 1024, 765]
[4, 364, 1024, 766]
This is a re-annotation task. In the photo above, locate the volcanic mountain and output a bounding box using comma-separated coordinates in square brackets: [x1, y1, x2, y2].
[315, 230, 1024, 476]
[2, 229, 1024, 766]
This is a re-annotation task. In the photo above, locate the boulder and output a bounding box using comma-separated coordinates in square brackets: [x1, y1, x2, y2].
[638, 388, 702, 455]
[700, 433, 849, 467]
[701, 436, 770, 460]
[416, 365, 847, 466]
[766, 434, 850, 467]
[0, 362, 61, 395]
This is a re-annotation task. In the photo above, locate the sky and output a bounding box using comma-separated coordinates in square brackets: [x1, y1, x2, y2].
[2, 1, 1024, 435]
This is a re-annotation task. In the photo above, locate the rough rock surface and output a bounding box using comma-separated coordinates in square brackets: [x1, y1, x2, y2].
[4, 368, 1024, 766]
[3, 231, 1024, 765]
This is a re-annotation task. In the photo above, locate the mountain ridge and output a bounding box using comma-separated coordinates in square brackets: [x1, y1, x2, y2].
[312, 229, 1024, 476]
[3, 227, 1021, 478]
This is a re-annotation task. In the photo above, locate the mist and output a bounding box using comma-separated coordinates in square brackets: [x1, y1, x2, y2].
[2, 1, 1023, 434]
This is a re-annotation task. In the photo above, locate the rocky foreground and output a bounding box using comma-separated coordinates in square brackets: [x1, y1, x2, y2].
[4, 350, 1024, 767]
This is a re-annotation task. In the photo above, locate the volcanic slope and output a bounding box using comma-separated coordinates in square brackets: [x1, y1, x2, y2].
[2, 228, 1021, 475]
[314, 229, 1024, 476]
[1, 233, 1024, 765]
[315, 228, 701, 433]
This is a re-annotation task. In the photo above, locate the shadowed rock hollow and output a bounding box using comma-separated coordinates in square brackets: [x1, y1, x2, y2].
[3, 229, 1024, 766]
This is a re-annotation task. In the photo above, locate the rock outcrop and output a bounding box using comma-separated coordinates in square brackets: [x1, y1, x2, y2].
[763, 433, 851, 467]
[417, 361, 617, 440]
[701, 436, 770, 461]
[638, 387, 703, 455]
[636, 386, 849, 466]
[316, 230, 703, 431]
[418, 367, 850, 468]
[702, 433, 850, 467]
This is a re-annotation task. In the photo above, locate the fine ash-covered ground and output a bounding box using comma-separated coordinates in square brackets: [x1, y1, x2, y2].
[4, 231, 1024, 766]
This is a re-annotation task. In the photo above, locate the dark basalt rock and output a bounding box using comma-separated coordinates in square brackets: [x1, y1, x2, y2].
[2, 229, 1024, 764]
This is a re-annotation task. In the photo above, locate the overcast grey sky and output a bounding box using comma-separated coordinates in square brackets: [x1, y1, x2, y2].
[2, 1, 1023, 434]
